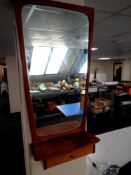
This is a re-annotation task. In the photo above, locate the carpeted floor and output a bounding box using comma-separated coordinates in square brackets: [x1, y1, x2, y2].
[0, 95, 26, 175]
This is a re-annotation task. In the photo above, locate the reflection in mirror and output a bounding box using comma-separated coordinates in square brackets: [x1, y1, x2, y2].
[22, 5, 89, 137]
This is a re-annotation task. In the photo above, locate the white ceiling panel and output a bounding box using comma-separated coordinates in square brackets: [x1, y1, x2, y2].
[94, 11, 111, 23]
[121, 7, 131, 16]
[85, 0, 131, 13]
[22, 5, 89, 49]
[0, 5, 15, 57]
[94, 15, 131, 36]
[23, 6, 88, 33]
[1, 0, 131, 60]
[0, 0, 10, 7]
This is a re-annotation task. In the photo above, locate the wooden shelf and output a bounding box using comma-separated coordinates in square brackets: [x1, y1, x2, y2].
[36, 121, 80, 137]
[32, 131, 100, 169]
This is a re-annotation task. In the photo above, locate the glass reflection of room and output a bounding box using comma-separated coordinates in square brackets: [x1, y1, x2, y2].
[22, 5, 89, 137]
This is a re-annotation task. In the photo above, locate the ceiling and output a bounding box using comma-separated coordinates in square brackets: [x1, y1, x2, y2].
[85, 0, 131, 60]
[0, 0, 131, 60]
[22, 5, 89, 49]
[0, 0, 15, 57]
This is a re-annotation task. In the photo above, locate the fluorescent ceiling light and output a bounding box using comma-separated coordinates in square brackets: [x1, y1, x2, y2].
[45, 47, 68, 74]
[98, 57, 111, 60]
[29, 47, 51, 75]
[79, 61, 88, 74]
[83, 39, 89, 42]
[92, 47, 98, 51]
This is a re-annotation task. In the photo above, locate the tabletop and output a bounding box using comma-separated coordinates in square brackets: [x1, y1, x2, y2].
[57, 102, 83, 117]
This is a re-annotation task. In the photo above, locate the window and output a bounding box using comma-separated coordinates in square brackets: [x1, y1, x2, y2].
[79, 61, 88, 73]
[45, 47, 68, 74]
[29, 47, 68, 75]
[29, 47, 51, 75]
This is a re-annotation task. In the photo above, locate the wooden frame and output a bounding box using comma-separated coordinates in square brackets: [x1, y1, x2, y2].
[13, 0, 100, 169]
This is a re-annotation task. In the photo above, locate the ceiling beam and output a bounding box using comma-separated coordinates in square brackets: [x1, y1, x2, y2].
[24, 5, 36, 26]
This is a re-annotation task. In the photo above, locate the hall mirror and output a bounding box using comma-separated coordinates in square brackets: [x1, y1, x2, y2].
[14, 0, 101, 169]
[13, 0, 95, 143]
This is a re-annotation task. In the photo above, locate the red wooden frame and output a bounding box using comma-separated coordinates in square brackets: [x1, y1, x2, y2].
[13, 0, 95, 144]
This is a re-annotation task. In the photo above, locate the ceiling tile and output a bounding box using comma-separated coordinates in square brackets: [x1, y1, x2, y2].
[0, 6, 15, 57]
[121, 7, 131, 16]
[23, 6, 88, 33]
[0, 0, 10, 8]
[94, 15, 131, 36]
[85, 0, 131, 13]
[94, 11, 111, 23]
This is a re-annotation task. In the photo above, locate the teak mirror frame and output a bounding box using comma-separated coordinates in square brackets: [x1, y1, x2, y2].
[13, 0, 100, 169]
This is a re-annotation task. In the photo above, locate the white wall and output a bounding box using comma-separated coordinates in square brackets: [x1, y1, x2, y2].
[90, 59, 131, 82]
[19, 61, 32, 175]
[6, 56, 21, 113]
[90, 60, 113, 82]
[122, 58, 131, 81]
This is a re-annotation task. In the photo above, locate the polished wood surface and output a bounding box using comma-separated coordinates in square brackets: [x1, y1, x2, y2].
[13, 0, 99, 170]
[44, 144, 94, 169]
[32, 131, 100, 169]
[37, 121, 80, 136]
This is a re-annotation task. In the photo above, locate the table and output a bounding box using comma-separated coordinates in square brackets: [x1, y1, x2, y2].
[57, 102, 83, 117]
[30, 89, 81, 100]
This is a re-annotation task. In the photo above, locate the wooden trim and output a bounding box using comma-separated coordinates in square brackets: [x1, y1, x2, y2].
[13, 0, 100, 169]
[37, 121, 80, 136]
[13, 0, 95, 143]
[32, 131, 100, 169]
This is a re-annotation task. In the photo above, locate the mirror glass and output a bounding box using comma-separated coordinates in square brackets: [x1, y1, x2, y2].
[22, 4, 89, 137]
